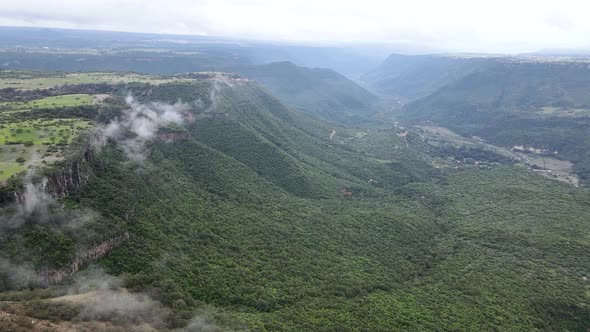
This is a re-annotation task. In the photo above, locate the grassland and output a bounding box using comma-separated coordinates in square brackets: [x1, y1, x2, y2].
[0, 119, 92, 145]
[0, 118, 92, 181]
[0, 71, 192, 90]
[0, 94, 94, 111]
[0, 92, 97, 182]
[0, 160, 27, 181]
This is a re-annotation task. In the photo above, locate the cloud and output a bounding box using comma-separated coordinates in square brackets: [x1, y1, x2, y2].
[0, 258, 37, 289]
[0, 0, 590, 52]
[52, 267, 168, 329]
[94, 95, 190, 161]
[0, 172, 95, 231]
[58, 268, 239, 331]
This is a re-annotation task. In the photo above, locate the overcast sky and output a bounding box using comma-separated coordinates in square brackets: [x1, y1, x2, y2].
[1, 0, 589, 53]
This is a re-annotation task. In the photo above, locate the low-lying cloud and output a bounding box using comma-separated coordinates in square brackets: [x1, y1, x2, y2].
[66, 268, 166, 329]
[0, 172, 95, 231]
[94, 95, 190, 161]
[1, 0, 590, 53]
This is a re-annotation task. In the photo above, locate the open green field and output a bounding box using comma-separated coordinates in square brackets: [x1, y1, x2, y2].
[0, 118, 93, 182]
[0, 158, 27, 181]
[0, 118, 92, 145]
[0, 94, 94, 111]
[0, 71, 192, 90]
[0, 89, 98, 182]
[0, 143, 44, 181]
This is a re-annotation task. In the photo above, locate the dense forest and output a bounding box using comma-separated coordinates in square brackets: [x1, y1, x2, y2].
[393, 59, 590, 183]
[0, 25, 589, 330]
[0, 75, 588, 330]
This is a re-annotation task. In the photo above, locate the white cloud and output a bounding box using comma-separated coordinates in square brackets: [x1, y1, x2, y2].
[0, 0, 590, 52]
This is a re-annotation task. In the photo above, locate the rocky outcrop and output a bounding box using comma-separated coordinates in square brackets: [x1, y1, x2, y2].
[156, 131, 191, 142]
[340, 187, 353, 198]
[35, 232, 130, 285]
[4, 145, 93, 206]
[45, 151, 92, 199]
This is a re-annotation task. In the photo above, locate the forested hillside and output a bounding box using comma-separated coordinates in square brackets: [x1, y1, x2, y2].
[0, 74, 589, 331]
[231, 62, 380, 123]
[0, 27, 388, 79]
[392, 59, 590, 183]
[360, 54, 491, 99]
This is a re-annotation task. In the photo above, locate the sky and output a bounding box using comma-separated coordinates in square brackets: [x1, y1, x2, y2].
[1, 0, 589, 53]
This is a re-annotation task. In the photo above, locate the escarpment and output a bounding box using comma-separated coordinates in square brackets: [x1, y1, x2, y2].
[44, 145, 93, 199]
[156, 131, 191, 142]
[35, 232, 130, 285]
[0, 144, 93, 206]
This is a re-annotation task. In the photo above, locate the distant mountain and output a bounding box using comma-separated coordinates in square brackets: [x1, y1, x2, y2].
[528, 48, 590, 56]
[268, 45, 393, 79]
[360, 54, 494, 99]
[398, 58, 590, 181]
[0, 49, 253, 74]
[0, 26, 392, 79]
[232, 61, 381, 124]
[1, 73, 589, 331]
[404, 59, 590, 115]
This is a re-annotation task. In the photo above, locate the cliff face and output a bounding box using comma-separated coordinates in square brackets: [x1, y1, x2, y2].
[35, 232, 130, 285]
[4, 145, 93, 206]
[45, 150, 92, 199]
[156, 131, 191, 142]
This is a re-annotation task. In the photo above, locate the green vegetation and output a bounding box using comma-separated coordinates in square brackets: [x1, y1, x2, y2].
[0, 162, 26, 181]
[0, 91, 98, 182]
[0, 94, 94, 111]
[80, 127, 589, 330]
[360, 54, 490, 100]
[0, 45, 252, 75]
[369, 57, 590, 184]
[0, 71, 193, 90]
[0, 117, 92, 181]
[0, 119, 91, 145]
[232, 62, 380, 124]
[0, 76, 588, 331]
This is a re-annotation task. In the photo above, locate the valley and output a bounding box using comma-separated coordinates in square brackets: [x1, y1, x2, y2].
[413, 124, 580, 186]
[0, 29, 589, 331]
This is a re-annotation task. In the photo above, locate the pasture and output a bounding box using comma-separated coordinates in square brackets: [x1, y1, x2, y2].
[0, 119, 92, 145]
[0, 71, 191, 90]
[0, 94, 94, 111]
[0, 118, 93, 182]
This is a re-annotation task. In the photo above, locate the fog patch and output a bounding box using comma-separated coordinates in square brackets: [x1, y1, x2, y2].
[0, 171, 95, 231]
[0, 169, 99, 291]
[59, 267, 166, 329]
[94, 95, 190, 161]
[0, 177, 51, 229]
[183, 307, 243, 332]
[0, 258, 37, 289]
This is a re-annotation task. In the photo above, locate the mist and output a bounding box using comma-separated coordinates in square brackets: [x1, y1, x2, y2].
[1, 0, 590, 53]
[0, 171, 95, 231]
[63, 267, 166, 329]
[94, 95, 190, 161]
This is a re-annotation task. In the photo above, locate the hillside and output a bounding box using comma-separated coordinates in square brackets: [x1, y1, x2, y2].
[231, 62, 380, 124]
[0, 73, 589, 331]
[397, 58, 590, 182]
[0, 27, 388, 79]
[360, 54, 492, 100]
